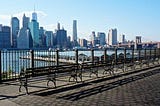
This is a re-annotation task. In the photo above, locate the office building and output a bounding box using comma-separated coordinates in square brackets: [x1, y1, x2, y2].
[32, 11, 37, 21]
[97, 32, 106, 46]
[39, 27, 46, 47]
[73, 20, 77, 42]
[108, 28, 117, 45]
[55, 23, 67, 49]
[11, 17, 19, 48]
[45, 31, 53, 47]
[79, 39, 87, 47]
[0, 24, 2, 31]
[91, 31, 96, 47]
[29, 11, 40, 48]
[119, 34, 125, 44]
[0, 26, 11, 48]
[17, 14, 32, 49]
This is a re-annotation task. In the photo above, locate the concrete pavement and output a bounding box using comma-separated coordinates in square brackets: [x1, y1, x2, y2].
[0, 66, 160, 106]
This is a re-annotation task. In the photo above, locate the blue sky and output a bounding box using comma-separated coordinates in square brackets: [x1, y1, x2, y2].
[0, 0, 160, 41]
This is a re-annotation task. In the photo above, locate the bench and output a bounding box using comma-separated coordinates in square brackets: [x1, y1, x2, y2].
[80, 62, 99, 78]
[19, 64, 81, 94]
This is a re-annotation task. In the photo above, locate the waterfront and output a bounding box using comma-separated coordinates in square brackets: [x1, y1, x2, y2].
[0, 48, 158, 81]
[1, 49, 125, 73]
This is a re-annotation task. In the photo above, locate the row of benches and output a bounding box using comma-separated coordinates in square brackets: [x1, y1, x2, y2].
[19, 57, 160, 94]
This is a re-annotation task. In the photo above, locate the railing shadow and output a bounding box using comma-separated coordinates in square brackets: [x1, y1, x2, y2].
[0, 95, 18, 101]
[56, 69, 160, 101]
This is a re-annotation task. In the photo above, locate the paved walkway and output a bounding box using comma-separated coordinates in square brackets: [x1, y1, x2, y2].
[0, 66, 160, 106]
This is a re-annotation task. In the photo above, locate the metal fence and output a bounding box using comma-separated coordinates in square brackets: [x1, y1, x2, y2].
[0, 48, 160, 82]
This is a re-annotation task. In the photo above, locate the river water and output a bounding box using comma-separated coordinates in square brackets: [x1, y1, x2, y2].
[1, 49, 132, 74]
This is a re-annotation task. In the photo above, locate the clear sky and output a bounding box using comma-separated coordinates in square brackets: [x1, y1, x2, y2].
[0, 0, 160, 42]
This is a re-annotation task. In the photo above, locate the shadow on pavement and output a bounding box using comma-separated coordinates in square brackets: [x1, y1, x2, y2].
[36, 68, 160, 101]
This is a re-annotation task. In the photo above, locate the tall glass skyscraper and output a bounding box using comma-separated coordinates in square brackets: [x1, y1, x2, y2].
[17, 14, 32, 49]
[23, 14, 30, 28]
[108, 28, 117, 46]
[73, 20, 77, 42]
[0, 26, 11, 48]
[97, 32, 106, 46]
[56, 23, 67, 49]
[45, 31, 53, 47]
[29, 11, 40, 48]
[32, 12, 37, 21]
[11, 17, 19, 48]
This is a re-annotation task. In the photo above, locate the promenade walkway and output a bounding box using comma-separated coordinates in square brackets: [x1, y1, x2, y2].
[0, 66, 160, 106]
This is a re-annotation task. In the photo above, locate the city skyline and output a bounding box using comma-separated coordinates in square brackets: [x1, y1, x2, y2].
[0, 0, 160, 41]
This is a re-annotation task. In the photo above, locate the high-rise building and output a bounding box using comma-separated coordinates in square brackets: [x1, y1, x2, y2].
[0, 25, 11, 48]
[11, 17, 19, 48]
[97, 32, 106, 46]
[55, 23, 67, 49]
[22, 14, 30, 28]
[45, 31, 53, 47]
[39, 27, 46, 47]
[0, 24, 2, 31]
[119, 34, 125, 44]
[17, 14, 32, 49]
[29, 11, 40, 48]
[79, 39, 87, 47]
[108, 28, 117, 46]
[32, 11, 37, 21]
[91, 31, 96, 47]
[73, 20, 77, 42]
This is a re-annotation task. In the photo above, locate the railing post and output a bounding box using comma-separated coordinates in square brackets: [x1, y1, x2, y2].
[159, 48, 160, 59]
[91, 49, 94, 63]
[104, 48, 107, 63]
[75, 49, 78, 64]
[55, 50, 59, 66]
[30, 50, 34, 68]
[124, 48, 126, 64]
[0, 50, 2, 83]
[48, 48, 51, 66]
[115, 47, 117, 64]
[144, 48, 146, 60]
[132, 48, 134, 63]
[154, 48, 156, 58]
[150, 48, 152, 59]
[138, 49, 141, 61]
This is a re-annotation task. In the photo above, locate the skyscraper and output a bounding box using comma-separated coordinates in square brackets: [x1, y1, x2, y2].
[0, 26, 11, 48]
[108, 28, 117, 46]
[17, 14, 32, 49]
[32, 11, 37, 21]
[119, 34, 125, 44]
[23, 14, 30, 28]
[29, 11, 40, 48]
[39, 27, 46, 47]
[11, 17, 19, 48]
[79, 39, 87, 47]
[45, 31, 53, 47]
[91, 31, 96, 47]
[73, 20, 77, 42]
[55, 23, 67, 49]
[0, 24, 2, 31]
[97, 32, 106, 46]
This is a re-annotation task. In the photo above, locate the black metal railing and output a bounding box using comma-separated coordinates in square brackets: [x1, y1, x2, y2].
[0, 48, 160, 82]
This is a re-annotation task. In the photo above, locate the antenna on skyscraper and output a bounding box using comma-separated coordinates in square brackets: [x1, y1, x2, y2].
[34, 4, 36, 12]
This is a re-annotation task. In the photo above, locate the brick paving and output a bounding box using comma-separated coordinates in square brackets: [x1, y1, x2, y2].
[0, 67, 160, 106]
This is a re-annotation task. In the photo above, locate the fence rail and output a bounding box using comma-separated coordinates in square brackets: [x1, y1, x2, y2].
[0, 48, 160, 82]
